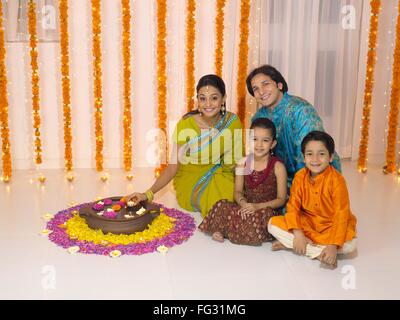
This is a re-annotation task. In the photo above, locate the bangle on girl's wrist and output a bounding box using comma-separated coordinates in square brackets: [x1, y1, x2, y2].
[145, 190, 154, 202]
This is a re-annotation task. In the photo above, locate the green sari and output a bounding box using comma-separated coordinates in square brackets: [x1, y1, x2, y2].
[173, 112, 243, 217]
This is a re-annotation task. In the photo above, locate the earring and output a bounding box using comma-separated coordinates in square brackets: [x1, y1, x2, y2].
[220, 104, 226, 115]
[198, 109, 203, 116]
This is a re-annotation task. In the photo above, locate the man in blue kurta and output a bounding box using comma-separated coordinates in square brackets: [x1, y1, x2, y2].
[247, 65, 341, 188]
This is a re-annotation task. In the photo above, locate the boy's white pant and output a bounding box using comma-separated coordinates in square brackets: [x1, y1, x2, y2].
[268, 221, 357, 259]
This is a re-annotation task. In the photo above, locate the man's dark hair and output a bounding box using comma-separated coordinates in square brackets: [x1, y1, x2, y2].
[246, 65, 288, 96]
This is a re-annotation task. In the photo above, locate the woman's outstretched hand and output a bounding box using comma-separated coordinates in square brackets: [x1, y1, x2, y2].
[126, 192, 147, 205]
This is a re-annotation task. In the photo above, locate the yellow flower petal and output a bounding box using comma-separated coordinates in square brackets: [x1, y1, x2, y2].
[64, 213, 174, 245]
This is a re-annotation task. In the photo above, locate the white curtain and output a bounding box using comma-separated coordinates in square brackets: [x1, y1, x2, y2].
[1, 0, 397, 172]
[352, 0, 399, 163]
[252, 0, 364, 159]
[2, 0, 247, 170]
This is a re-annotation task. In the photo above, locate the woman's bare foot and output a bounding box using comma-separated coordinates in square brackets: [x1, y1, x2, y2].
[271, 240, 286, 251]
[212, 231, 224, 243]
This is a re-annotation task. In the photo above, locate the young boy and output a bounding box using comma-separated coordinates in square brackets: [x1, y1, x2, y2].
[268, 131, 357, 268]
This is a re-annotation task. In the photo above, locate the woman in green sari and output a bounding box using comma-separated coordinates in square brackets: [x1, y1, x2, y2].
[126, 74, 243, 217]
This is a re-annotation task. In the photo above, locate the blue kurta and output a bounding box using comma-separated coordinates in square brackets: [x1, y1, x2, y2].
[252, 92, 341, 188]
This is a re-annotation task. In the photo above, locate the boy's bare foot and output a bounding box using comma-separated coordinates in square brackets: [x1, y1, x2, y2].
[271, 240, 286, 251]
[316, 255, 337, 269]
[212, 231, 224, 243]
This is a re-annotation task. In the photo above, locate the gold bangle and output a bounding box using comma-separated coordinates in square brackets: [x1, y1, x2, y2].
[145, 189, 154, 202]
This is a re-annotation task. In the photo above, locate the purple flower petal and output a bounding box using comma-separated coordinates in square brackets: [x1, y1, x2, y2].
[103, 199, 113, 206]
[46, 201, 196, 256]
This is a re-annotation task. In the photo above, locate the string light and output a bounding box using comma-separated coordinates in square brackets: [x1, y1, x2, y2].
[384, 1, 400, 173]
[38, 173, 46, 183]
[185, 0, 196, 112]
[249, 0, 261, 119]
[358, 0, 381, 173]
[236, 0, 251, 127]
[121, 0, 133, 175]
[214, 0, 226, 77]
[155, 0, 168, 177]
[0, 0, 12, 182]
[66, 171, 75, 182]
[59, 0, 74, 179]
[100, 172, 109, 182]
[28, 0, 43, 165]
[91, 0, 104, 172]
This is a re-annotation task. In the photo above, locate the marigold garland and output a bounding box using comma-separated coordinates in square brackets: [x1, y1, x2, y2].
[122, 0, 133, 172]
[384, 1, 400, 173]
[236, 0, 251, 127]
[358, 0, 381, 173]
[28, 0, 43, 165]
[0, 1, 11, 181]
[214, 0, 226, 77]
[59, 0, 73, 172]
[155, 0, 168, 176]
[186, 0, 196, 113]
[91, 0, 104, 172]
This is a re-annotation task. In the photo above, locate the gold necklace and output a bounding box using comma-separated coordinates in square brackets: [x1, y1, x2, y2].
[201, 115, 221, 129]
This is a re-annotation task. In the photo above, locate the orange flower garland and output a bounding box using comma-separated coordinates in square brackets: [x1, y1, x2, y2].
[358, 0, 381, 173]
[28, 0, 43, 165]
[91, 0, 104, 172]
[236, 0, 251, 127]
[185, 0, 196, 113]
[384, 2, 400, 173]
[0, 1, 11, 182]
[155, 0, 168, 176]
[214, 0, 226, 77]
[59, 0, 73, 172]
[121, 0, 133, 172]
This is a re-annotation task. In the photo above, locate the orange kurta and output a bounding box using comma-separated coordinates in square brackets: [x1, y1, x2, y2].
[270, 166, 357, 248]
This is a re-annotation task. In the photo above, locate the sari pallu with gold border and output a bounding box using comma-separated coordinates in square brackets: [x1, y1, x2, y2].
[173, 112, 243, 217]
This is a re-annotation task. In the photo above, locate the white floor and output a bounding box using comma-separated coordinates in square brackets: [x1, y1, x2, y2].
[1, 160, 400, 300]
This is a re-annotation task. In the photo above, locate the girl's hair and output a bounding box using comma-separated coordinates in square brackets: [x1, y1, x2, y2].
[246, 65, 288, 96]
[301, 131, 335, 156]
[250, 117, 277, 140]
[183, 74, 226, 118]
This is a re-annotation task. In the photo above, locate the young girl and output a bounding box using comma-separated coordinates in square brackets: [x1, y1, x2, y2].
[198, 118, 287, 246]
[268, 131, 357, 268]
